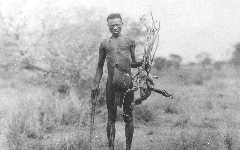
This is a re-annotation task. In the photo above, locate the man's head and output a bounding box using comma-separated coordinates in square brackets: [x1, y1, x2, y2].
[107, 13, 123, 37]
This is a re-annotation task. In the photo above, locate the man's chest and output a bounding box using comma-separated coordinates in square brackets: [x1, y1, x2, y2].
[105, 38, 132, 54]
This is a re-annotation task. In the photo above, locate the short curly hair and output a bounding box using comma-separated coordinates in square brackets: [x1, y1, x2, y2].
[107, 13, 122, 22]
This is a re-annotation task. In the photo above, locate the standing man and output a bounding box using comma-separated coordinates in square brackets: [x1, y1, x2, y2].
[92, 13, 142, 150]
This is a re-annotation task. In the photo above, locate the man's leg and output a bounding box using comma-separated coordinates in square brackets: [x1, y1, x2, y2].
[106, 82, 117, 150]
[123, 91, 134, 150]
[106, 105, 117, 150]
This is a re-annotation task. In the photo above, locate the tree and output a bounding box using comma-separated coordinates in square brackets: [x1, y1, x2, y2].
[230, 43, 240, 67]
[196, 52, 212, 67]
[0, 6, 28, 77]
[28, 7, 108, 93]
[213, 61, 225, 70]
[169, 54, 182, 69]
[0, 0, 109, 94]
[153, 57, 167, 71]
[187, 62, 196, 67]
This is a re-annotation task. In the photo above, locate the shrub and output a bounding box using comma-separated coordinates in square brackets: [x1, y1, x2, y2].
[164, 103, 180, 114]
[222, 130, 240, 150]
[133, 105, 156, 123]
[230, 42, 240, 67]
[153, 57, 167, 71]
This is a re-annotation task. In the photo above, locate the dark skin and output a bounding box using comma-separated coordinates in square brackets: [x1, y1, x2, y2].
[92, 17, 142, 150]
[93, 18, 141, 87]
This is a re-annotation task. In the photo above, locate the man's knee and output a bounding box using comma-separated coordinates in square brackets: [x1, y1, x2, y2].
[107, 118, 116, 125]
[108, 112, 117, 125]
[107, 104, 117, 124]
[123, 113, 133, 123]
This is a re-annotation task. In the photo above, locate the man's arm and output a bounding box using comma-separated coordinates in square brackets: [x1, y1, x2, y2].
[93, 42, 106, 86]
[130, 39, 142, 68]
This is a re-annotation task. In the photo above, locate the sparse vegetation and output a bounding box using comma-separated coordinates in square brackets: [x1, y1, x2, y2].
[1, 1, 240, 150]
[231, 43, 240, 68]
[163, 101, 181, 114]
[134, 105, 156, 123]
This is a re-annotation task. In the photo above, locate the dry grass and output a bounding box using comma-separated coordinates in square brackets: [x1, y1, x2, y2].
[1, 66, 240, 150]
[162, 128, 240, 150]
[0, 74, 92, 149]
[133, 104, 156, 123]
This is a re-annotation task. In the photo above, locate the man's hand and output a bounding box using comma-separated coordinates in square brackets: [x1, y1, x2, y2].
[91, 84, 100, 99]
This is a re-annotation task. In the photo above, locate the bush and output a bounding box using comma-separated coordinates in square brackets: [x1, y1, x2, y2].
[153, 57, 167, 71]
[133, 105, 156, 123]
[230, 43, 240, 67]
[164, 102, 180, 114]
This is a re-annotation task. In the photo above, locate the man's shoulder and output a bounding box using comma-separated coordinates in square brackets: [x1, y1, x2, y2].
[100, 39, 109, 47]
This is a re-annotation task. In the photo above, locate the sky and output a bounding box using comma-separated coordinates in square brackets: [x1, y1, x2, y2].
[79, 0, 240, 62]
[1, 0, 240, 63]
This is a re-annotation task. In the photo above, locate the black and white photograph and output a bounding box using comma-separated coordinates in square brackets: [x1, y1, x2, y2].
[0, 0, 240, 149]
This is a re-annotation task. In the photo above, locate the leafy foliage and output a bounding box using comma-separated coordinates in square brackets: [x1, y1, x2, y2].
[0, 2, 111, 94]
[196, 52, 212, 67]
[153, 57, 167, 71]
[169, 54, 182, 69]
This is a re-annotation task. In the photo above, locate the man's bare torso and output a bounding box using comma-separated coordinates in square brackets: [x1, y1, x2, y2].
[101, 36, 135, 81]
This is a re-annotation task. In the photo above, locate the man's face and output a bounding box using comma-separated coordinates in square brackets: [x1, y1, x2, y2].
[108, 18, 122, 36]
